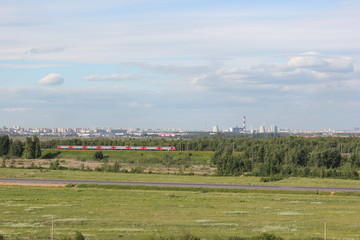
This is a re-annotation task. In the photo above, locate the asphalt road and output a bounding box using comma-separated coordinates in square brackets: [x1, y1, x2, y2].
[0, 178, 360, 192]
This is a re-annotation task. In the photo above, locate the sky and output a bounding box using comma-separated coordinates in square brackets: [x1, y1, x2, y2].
[0, 0, 359, 130]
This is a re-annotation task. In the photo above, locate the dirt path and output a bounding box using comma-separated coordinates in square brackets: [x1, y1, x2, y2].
[0, 182, 66, 187]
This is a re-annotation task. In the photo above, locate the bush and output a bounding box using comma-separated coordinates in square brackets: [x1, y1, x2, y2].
[60, 237, 72, 240]
[1, 159, 6, 168]
[93, 151, 104, 161]
[249, 233, 283, 240]
[74, 231, 85, 240]
[130, 166, 144, 173]
[159, 233, 200, 240]
[260, 176, 284, 182]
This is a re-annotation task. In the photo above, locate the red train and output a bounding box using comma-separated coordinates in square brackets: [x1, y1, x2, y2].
[56, 145, 176, 151]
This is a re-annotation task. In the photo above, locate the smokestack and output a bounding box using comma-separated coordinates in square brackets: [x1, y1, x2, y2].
[243, 116, 246, 131]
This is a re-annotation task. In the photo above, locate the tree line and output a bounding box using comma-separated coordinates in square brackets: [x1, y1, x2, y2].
[39, 136, 360, 154]
[0, 135, 41, 159]
[211, 137, 360, 179]
[1, 135, 360, 179]
[39, 136, 360, 179]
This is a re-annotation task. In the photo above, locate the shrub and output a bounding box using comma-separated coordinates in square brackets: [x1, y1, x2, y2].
[249, 233, 283, 240]
[93, 151, 104, 161]
[260, 176, 284, 182]
[74, 231, 85, 240]
[1, 159, 6, 168]
[229, 237, 245, 240]
[158, 233, 200, 240]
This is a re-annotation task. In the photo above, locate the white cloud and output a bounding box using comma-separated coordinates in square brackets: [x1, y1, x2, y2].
[288, 52, 326, 68]
[288, 52, 355, 72]
[189, 53, 357, 95]
[38, 74, 64, 86]
[27, 46, 66, 55]
[0, 63, 68, 69]
[2, 108, 31, 112]
[83, 74, 139, 82]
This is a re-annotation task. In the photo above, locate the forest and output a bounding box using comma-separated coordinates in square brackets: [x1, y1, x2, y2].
[1, 135, 360, 179]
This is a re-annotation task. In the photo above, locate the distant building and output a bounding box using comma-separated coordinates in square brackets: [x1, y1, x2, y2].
[259, 125, 266, 133]
[229, 126, 244, 133]
[270, 125, 278, 133]
[212, 125, 219, 133]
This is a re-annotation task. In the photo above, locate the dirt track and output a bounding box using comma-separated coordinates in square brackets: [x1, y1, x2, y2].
[0, 182, 66, 187]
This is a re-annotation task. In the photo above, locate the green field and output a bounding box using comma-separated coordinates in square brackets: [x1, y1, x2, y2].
[1, 168, 360, 189]
[37, 149, 215, 174]
[0, 184, 359, 240]
[1, 166, 360, 239]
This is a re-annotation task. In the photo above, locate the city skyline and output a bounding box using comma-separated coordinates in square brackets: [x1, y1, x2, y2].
[0, 1, 359, 130]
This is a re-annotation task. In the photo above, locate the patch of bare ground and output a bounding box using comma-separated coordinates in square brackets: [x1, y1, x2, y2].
[0, 182, 66, 187]
[3, 158, 103, 169]
[2, 159, 216, 175]
[120, 163, 216, 175]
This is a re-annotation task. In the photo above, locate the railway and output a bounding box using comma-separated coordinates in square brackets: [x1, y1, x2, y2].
[57, 145, 176, 151]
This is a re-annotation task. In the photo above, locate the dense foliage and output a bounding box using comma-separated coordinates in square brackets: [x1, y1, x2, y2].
[40, 136, 360, 179]
[0, 136, 40, 159]
[1, 135, 360, 179]
[211, 137, 360, 179]
[39, 136, 360, 154]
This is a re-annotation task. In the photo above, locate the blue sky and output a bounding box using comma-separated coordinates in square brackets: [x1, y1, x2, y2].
[0, 0, 359, 130]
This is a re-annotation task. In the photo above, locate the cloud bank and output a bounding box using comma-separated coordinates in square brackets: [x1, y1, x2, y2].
[2, 108, 31, 112]
[83, 74, 139, 82]
[189, 52, 357, 94]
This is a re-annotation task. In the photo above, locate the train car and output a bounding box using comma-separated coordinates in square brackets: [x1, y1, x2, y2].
[56, 145, 176, 151]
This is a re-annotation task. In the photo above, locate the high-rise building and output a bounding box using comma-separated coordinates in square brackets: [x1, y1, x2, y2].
[229, 126, 242, 133]
[212, 125, 219, 133]
[259, 125, 266, 133]
[270, 125, 278, 133]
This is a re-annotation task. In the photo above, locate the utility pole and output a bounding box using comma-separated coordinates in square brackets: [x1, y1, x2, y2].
[324, 220, 327, 240]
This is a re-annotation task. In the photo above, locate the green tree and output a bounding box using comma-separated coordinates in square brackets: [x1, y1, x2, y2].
[33, 136, 42, 158]
[23, 137, 35, 159]
[10, 140, 24, 158]
[0, 135, 10, 156]
[311, 148, 341, 168]
[349, 150, 360, 167]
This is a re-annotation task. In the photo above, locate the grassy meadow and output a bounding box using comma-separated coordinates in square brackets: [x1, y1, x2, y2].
[1, 149, 360, 239]
[0, 184, 359, 239]
[38, 149, 215, 174]
[42, 149, 213, 164]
